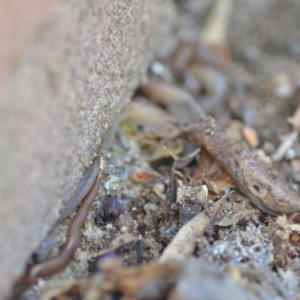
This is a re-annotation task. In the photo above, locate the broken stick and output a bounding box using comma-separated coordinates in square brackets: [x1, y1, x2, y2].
[159, 191, 232, 263]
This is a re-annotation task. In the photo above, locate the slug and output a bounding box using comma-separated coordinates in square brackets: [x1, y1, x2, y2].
[57, 156, 100, 223]
[182, 117, 300, 215]
[33, 156, 101, 263]
[26, 175, 101, 284]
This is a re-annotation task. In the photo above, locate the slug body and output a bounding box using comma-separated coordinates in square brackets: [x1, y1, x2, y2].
[26, 175, 102, 284]
[183, 117, 300, 215]
[33, 156, 101, 263]
[57, 156, 100, 223]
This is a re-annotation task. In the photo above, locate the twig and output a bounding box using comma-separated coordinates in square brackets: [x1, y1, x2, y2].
[273, 129, 299, 162]
[208, 189, 234, 224]
[159, 196, 226, 264]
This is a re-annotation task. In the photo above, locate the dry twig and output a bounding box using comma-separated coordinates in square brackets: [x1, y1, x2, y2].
[159, 191, 232, 264]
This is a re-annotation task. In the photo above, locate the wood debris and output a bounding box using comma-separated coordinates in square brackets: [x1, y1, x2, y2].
[159, 191, 232, 264]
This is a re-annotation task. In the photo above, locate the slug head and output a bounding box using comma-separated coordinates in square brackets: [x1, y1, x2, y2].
[242, 162, 300, 214]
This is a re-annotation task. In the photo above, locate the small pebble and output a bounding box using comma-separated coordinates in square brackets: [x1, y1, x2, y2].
[273, 73, 295, 98]
[152, 183, 166, 200]
[94, 195, 123, 226]
[285, 148, 297, 160]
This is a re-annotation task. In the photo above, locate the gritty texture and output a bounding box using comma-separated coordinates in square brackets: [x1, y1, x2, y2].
[0, 1, 176, 299]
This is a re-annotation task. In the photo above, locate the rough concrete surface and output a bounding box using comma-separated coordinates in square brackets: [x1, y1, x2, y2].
[0, 0, 176, 298]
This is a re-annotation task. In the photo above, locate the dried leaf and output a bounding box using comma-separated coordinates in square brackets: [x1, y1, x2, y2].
[130, 170, 160, 183]
[124, 98, 181, 139]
